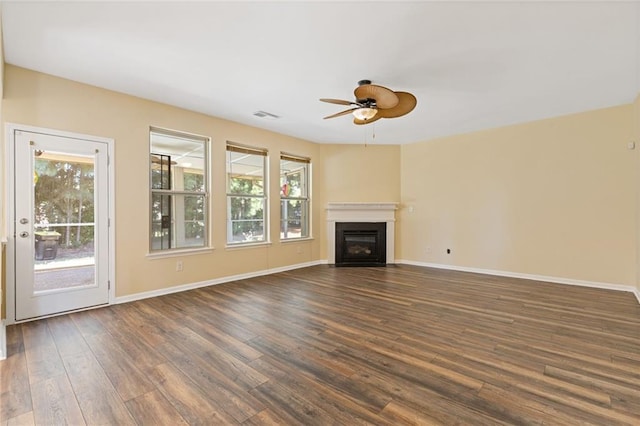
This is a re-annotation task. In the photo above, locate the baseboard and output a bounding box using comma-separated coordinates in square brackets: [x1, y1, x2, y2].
[89, 258, 640, 307]
[397, 259, 640, 304]
[0, 320, 6, 360]
[114, 260, 325, 305]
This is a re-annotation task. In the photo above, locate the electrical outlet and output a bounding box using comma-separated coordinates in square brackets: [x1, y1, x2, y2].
[446, 249, 451, 254]
[296, 246, 303, 254]
[176, 261, 183, 272]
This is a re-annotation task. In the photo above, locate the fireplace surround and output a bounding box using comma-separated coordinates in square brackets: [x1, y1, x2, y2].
[326, 202, 397, 265]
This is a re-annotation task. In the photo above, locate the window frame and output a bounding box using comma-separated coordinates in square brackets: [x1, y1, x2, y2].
[280, 153, 311, 241]
[149, 127, 210, 253]
[226, 142, 269, 246]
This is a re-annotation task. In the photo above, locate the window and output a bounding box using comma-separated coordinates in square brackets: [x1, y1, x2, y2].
[226, 143, 268, 244]
[280, 153, 310, 240]
[150, 128, 209, 251]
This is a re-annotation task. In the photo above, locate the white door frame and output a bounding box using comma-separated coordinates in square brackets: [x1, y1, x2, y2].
[4, 123, 116, 324]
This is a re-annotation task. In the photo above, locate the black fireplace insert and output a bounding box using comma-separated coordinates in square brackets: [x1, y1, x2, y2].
[335, 222, 386, 267]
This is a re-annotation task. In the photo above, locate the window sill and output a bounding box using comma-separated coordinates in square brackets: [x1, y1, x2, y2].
[280, 237, 314, 244]
[225, 241, 272, 250]
[146, 247, 214, 259]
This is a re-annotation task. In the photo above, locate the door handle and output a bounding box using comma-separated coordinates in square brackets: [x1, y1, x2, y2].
[20, 218, 29, 224]
[19, 231, 29, 238]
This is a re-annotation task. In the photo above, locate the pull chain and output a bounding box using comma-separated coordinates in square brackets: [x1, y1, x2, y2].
[363, 122, 377, 148]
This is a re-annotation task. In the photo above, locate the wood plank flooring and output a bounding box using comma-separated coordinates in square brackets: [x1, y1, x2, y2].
[2, 264, 640, 425]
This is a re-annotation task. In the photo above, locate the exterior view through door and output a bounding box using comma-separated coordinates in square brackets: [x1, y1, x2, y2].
[10, 128, 111, 321]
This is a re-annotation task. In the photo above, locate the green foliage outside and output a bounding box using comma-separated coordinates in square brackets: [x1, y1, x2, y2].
[34, 158, 94, 248]
[151, 170, 206, 249]
[228, 175, 264, 240]
[183, 172, 206, 239]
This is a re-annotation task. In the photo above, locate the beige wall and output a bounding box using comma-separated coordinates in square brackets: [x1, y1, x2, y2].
[2, 65, 329, 298]
[317, 144, 401, 203]
[400, 105, 637, 286]
[316, 143, 401, 259]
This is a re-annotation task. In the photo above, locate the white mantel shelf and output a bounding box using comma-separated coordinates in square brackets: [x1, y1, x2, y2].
[326, 202, 399, 211]
[326, 202, 399, 265]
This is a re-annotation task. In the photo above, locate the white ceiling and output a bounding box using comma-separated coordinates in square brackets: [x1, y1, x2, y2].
[3, 1, 639, 145]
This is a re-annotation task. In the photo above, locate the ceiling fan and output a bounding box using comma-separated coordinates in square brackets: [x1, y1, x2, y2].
[320, 80, 417, 125]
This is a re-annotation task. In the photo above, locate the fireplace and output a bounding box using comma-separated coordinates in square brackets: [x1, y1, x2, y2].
[326, 202, 397, 265]
[335, 222, 386, 266]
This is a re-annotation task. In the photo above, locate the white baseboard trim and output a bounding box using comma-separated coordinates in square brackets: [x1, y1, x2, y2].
[0, 320, 6, 360]
[107, 257, 640, 308]
[114, 260, 325, 305]
[397, 259, 640, 304]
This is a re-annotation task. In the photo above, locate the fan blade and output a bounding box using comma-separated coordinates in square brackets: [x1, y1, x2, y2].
[353, 114, 382, 125]
[377, 92, 417, 118]
[320, 98, 356, 106]
[354, 84, 399, 109]
[323, 108, 358, 119]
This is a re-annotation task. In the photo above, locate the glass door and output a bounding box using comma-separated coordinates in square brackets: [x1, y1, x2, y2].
[14, 130, 109, 321]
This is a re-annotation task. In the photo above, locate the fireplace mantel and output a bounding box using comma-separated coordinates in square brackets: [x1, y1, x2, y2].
[326, 202, 398, 264]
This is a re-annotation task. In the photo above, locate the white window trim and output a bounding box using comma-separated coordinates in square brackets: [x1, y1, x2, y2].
[280, 154, 311, 241]
[149, 127, 211, 253]
[226, 142, 270, 245]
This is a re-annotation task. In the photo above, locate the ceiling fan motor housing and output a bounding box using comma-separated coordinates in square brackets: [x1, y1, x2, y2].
[357, 98, 377, 108]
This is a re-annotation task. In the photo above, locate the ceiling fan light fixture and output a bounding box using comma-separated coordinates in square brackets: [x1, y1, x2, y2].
[352, 107, 377, 121]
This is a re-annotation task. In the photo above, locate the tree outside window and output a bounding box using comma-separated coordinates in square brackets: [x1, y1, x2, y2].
[226, 144, 268, 244]
[34, 156, 95, 249]
[280, 154, 310, 240]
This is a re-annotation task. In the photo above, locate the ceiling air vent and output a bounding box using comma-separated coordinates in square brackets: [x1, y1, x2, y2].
[253, 111, 280, 120]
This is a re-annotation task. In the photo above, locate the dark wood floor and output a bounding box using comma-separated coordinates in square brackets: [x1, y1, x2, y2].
[2, 265, 640, 425]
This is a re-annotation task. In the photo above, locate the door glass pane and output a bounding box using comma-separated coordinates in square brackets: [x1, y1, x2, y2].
[33, 151, 96, 293]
